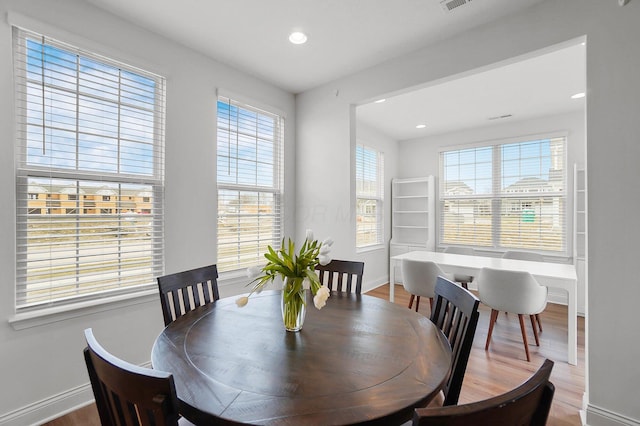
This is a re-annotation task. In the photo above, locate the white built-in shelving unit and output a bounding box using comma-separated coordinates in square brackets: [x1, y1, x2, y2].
[574, 164, 587, 315]
[389, 176, 435, 284]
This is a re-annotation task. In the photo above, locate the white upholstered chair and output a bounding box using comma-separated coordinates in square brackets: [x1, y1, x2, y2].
[476, 267, 548, 362]
[443, 246, 475, 289]
[401, 258, 452, 313]
[500, 250, 546, 333]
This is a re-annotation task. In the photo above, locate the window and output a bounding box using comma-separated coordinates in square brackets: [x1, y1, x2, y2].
[439, 136, 566, 254]
[356, 144, 384, 248]
[216, 97, 284, 273]
[13, 27, 166, 311]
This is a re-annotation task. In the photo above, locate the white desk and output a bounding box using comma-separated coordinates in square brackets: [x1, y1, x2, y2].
[390, 251, 578, 365]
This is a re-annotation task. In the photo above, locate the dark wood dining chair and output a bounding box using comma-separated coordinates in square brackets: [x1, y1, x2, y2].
[412, 358, 555, 425]
[157, 264, 219, 326]
[429, 276, 480, 406]
[83, 328, 194, 426]
[315, 259, 364, 294]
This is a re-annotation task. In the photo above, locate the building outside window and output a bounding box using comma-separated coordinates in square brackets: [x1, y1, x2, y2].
[439, 136, 566, 254]
[216, 97, 284, 273]
[13, 27, 166, 310]
[356, 143, 384, 248]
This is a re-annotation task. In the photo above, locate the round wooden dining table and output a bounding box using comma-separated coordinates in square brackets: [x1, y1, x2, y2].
[151, 290, 452, 425]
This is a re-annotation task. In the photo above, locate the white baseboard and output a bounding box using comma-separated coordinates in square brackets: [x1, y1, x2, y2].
[0, 361, 152, 426]
[362, 275, 389, 294]
[586, 403, 640, 426]
[0, 384, 93, 426]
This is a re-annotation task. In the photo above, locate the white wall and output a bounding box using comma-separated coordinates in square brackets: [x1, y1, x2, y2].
[296, 0, 640, 424]
[294, 94, 399, 292]
[356, 121, 399, 291]
[0, 0, 295, 424]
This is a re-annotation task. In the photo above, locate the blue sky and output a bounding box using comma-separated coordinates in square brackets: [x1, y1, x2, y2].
[25, 38, 157, 177]
[443, 139, 556, 194]
[217, 100, 278, 188]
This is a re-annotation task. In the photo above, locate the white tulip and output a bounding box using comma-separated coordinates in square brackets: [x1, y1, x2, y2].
[313, 286, 330, 309]
[320, 244, 331, 255]
[322, 237, 334, 247]
[318, 254, 332, 266]
[305, 229, 314, 242]
[235, 296, 249, 307]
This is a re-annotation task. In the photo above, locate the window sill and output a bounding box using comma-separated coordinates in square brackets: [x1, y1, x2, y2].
[8, 289, 158, 331]
[357, 244, 385, 254]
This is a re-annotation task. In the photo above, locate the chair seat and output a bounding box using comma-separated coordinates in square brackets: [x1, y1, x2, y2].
[453, 273, 473, 283]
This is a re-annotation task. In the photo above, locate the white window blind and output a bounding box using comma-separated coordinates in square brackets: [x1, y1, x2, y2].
[439, 136, 566, 254]
[13, 27, 166, 311]
[356, 144, 384, 248]
[216, 97, 284, 273]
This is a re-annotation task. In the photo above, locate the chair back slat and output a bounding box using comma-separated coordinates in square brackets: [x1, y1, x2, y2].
[315, 259, 364, 294]
[157, 264, 219, 325]
[83, 328, 181, 426]
[430, 276, 480, 406]
[413, 359, 555, 426]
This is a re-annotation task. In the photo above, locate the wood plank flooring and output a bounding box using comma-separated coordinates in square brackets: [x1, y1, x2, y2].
[44, 283, 584, 426]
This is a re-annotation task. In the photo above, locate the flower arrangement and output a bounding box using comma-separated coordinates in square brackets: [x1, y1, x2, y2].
[236, 230, 333, 331]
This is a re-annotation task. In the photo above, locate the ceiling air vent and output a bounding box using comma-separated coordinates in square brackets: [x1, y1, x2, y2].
[488, 114, 513, 121]
[439, 0, 473, 12]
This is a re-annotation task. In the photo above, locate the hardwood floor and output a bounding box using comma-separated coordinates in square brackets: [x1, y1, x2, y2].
[42, 403, 100, 426]
[44, 283, 584, 426]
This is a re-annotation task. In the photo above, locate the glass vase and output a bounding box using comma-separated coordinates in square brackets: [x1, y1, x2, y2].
[281, 277, 307, 332]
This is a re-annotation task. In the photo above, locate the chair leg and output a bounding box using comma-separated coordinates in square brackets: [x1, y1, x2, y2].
[415, 296, 421, 312]
[530, 315, 540, 346]
[518, 314, 531, 362]
[485, 309, 499, 351]
[535, 314, 543, 333]
[408, 294, 415, 310]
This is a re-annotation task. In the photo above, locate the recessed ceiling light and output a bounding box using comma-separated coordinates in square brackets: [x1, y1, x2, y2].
[571, 92, 586, 99]
[374, 99, 386, 104]
[289, 32, 308, 45]
[416, 124, 427, 129]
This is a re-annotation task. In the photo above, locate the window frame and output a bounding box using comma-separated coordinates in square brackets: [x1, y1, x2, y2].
[438, 134, 568, 256]
[216, 96, 284, 274]
[12, 26, 166, 314]
[355, 143, 385, 250]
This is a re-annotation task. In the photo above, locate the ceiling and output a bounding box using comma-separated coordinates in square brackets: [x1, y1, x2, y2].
[357, 41, 586, 140]
[85, 0, 546, 94]
[85, 0, 584, 141]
